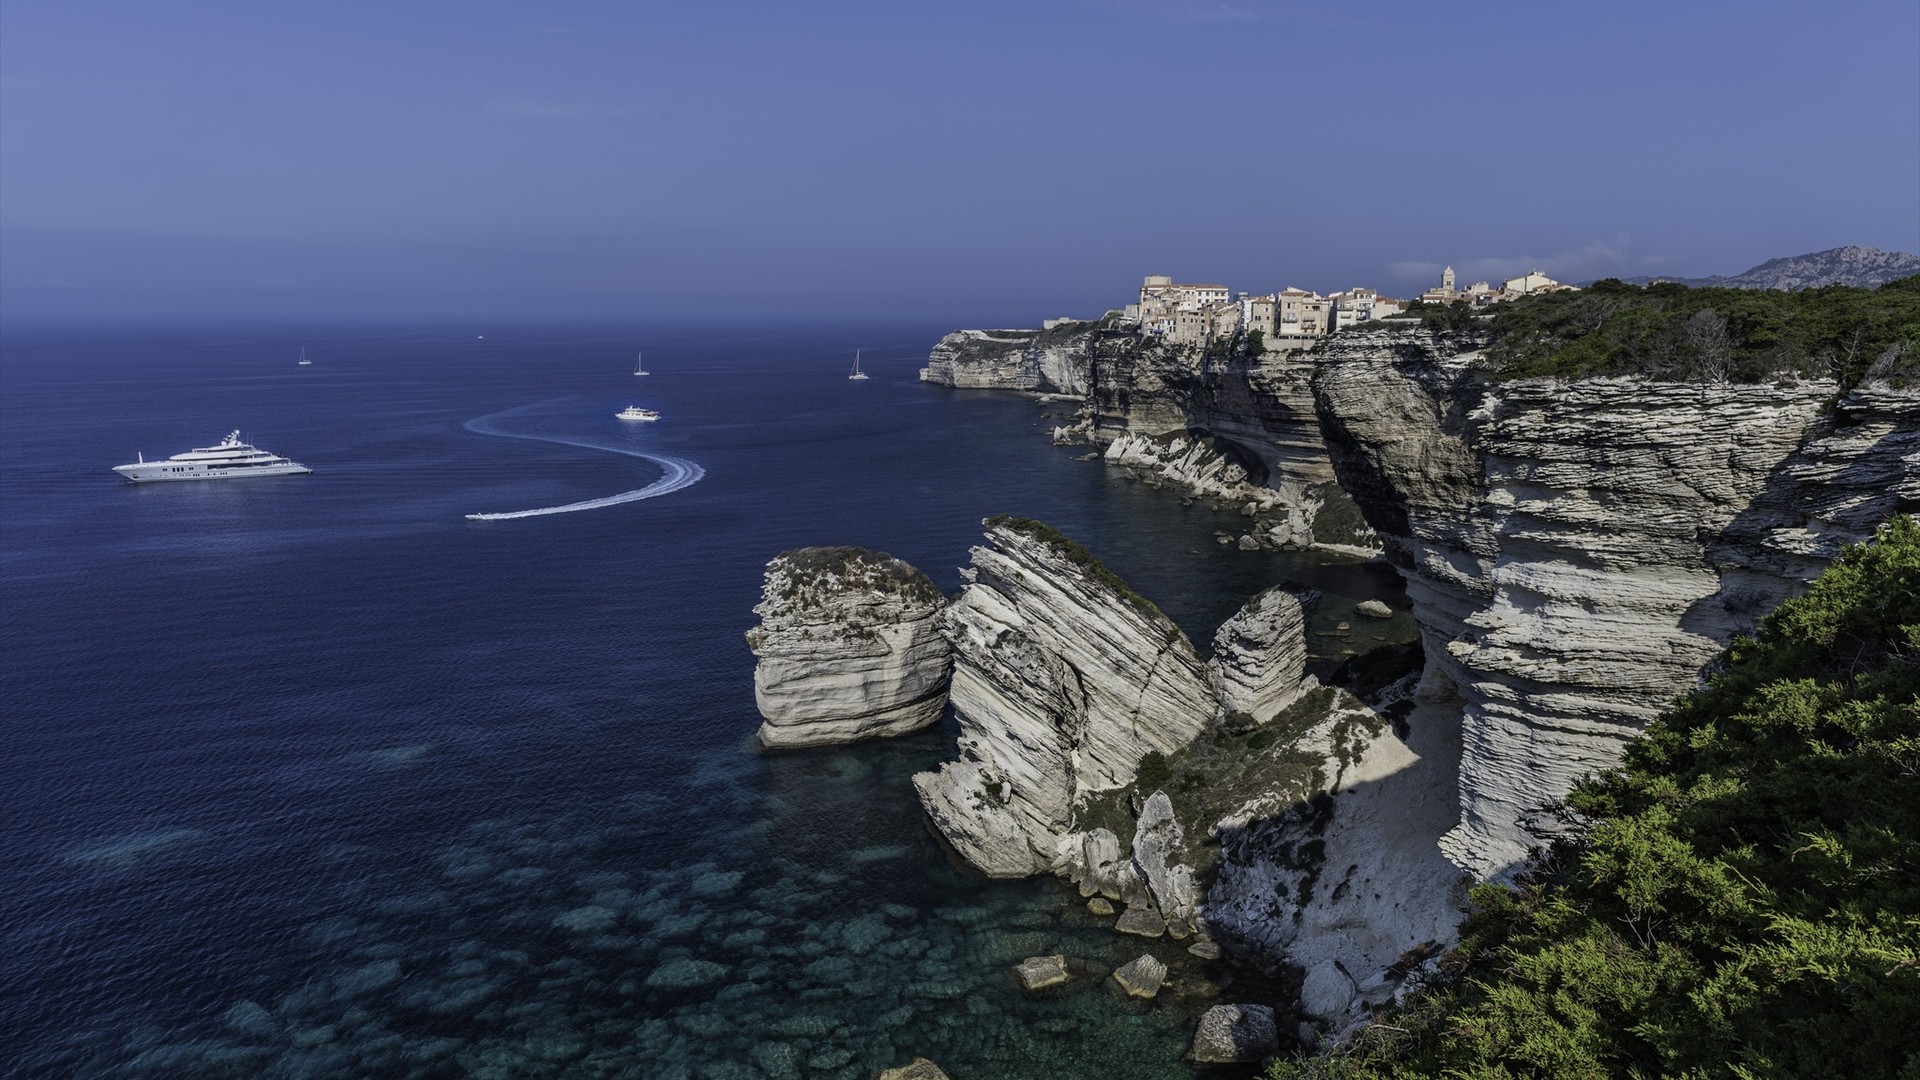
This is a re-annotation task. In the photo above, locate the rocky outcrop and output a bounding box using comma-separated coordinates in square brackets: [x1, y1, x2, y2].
[746, 547, 951, 750]
[923, 322, 1377, 550]
[1189, 1005, 1278, 1064]
[911, 519, 1214, 876]
[1206, 586, 1310, 730]
[1112, 954, 1168, 999]
[1313, 325, 1920, 876]
[918, 322, 1114, 395]
[1199, 688, 1467, 1033]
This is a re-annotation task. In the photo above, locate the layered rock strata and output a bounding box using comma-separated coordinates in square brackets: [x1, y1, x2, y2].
[918, 321, 1114, 395]
[1313, 326, 1920, 875]
[1206, 586, 1310, 730]
[825, 518, 1458, 1032]
[923, 322, 1375, 549]
[746, 547, 952, 750]
[910, 519, 1214, 876]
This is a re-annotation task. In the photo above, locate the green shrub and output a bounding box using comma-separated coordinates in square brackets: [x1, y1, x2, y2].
[1276, 515, 1920, 1079]
[1479, 275, 1920, 386]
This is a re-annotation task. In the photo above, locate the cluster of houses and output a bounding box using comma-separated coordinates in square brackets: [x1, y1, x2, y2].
[1119, 266, 1576, 348]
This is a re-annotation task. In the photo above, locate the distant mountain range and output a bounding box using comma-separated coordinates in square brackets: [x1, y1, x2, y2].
[1614, 245, 1920, 290]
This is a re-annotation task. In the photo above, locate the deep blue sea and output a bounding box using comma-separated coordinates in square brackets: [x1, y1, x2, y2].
[0, 321, 1410, 1079]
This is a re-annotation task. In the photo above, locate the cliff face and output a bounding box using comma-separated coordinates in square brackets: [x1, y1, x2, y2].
[746, 548, 952, 750]
[924, 324, 1374, 549]
[911, 520, 1216, 877]
[918, 323, 1110, 395]
[1312, 327, 1920, 875]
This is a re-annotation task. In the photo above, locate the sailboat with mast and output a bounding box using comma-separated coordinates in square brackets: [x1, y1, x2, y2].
[297, 348, 311, 366]
[848, 350, 869, 380]
[633, 351, 649, 376]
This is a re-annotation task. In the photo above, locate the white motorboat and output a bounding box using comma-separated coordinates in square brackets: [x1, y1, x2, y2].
[617, 405, 661, 422]
[113, 431, 313, 482]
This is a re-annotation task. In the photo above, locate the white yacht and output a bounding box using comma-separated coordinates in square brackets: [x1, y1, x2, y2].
[633, 351, 649, 376]
[616, 405, 661, 422]
[848, 349, 869, 380]
[297, 348, 311, 366]
[113, 431, 313, 482]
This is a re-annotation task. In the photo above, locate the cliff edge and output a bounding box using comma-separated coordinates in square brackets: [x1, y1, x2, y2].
[1312, 324, 1920, 875]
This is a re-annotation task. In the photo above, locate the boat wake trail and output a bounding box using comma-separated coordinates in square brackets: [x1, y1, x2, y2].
[462, 403, 706, 521]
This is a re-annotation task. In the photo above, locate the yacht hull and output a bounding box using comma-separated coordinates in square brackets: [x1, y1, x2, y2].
[113, 431, 312, 482]
[113, 461, 313, 482]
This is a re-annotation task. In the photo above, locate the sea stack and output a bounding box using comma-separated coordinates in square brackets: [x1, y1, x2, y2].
[746, 547, 951, 750]
[912, 517, 1214, 877]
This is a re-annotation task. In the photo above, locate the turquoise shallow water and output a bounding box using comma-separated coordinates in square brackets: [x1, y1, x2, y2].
[0, 320, 1411, 1078]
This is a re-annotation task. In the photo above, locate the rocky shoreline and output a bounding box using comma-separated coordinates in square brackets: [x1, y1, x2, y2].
[748, 519, 1452, 1051]
[743, 315, 1918, 1065]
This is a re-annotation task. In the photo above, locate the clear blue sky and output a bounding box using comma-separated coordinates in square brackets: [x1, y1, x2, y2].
[3, 0, 1916, 323]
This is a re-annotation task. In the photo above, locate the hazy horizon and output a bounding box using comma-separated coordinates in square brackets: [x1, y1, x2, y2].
[4, 1, 1917, 325]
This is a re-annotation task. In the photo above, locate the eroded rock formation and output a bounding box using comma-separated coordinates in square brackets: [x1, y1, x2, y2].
[922, 321, 1376, 549]
[746, 547, 951, 750]
[1207, 586, 1311, 730]
[910, 519, 1214, 876]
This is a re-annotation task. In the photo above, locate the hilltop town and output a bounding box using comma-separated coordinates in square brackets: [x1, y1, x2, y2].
[1103, 266, 1576, 348]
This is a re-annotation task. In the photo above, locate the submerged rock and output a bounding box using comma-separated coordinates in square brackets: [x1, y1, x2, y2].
[1011, 954, 1071, 993]
[222, 1000, 280, 1041]
[747, 547, 951, 750]
[1189, 1004, 1279, 1064]
[643, 958, 729, 990]
[877, 1058, 951, 1080]
[1112, 954, 1168, 999]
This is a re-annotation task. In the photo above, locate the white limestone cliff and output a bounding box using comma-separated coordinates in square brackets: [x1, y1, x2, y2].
[1312, 326, 1920, 876]
[1207, 586, 1311, 729]
[911, 519, 1215, 877]
[918, 326, 1100, 395]
[747, 547, 952, 750]
[922, 322, 1378, 550]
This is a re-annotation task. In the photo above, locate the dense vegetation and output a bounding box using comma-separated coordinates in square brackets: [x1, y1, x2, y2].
[1273, 515, 1920, 1079]
[1479, 274, 1920, 385]
[767, 546, 943, 606]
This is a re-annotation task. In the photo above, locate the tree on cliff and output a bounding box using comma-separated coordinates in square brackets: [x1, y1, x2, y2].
[1482, 274, 1920, 386]
[1273, 514, 1920, 1080]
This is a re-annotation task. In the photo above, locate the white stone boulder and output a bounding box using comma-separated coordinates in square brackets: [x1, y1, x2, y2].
[1112, 954, 1168, 999]
[1012, 955, 1071, 993]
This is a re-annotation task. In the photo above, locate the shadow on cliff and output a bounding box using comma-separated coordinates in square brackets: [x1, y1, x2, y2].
[1682, 393, 1919, 649]
[1183, 685, 1470, 1042]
